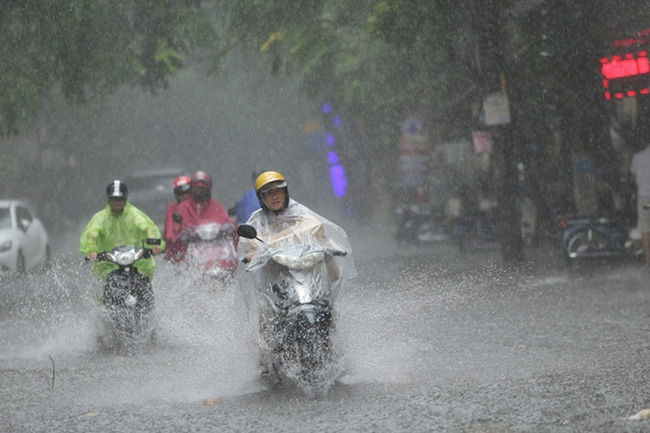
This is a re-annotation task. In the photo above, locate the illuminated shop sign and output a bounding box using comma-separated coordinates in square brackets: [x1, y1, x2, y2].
[601, 51, 650, 99]
[601, 29, 650, 100]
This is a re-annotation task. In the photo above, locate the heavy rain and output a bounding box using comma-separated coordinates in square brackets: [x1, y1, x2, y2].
[3, 1, 650, 432]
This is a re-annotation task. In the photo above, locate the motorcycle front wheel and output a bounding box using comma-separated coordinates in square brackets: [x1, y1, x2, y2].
[565, 229, 606, 265]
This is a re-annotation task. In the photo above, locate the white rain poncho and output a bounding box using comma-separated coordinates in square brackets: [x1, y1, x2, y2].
[237, 199, 356, 315]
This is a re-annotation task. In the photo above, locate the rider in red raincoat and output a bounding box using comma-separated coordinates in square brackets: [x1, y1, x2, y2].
[170, 171, 237, 262]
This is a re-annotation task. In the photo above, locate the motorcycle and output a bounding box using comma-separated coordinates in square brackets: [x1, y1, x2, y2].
[91, 238, 161, 352]
[556, 215, 633, 265]
[172, 214, 238, 288]
[237, 224, 347, 396]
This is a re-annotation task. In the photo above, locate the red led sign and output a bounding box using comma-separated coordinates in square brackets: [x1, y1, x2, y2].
[601, 51, 650, 99]
[612, 28, 650, 47]
[602, 29, 650, 100]
[601, 55, 649, 79]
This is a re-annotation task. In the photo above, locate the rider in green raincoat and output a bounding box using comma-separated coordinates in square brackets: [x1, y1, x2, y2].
[80, 180, 164, 281]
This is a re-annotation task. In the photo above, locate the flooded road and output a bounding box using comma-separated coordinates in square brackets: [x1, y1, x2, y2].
[2, 234, 650, 432]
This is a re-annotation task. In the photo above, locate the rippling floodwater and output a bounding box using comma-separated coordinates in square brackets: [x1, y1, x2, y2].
[3, 238, 650, 432]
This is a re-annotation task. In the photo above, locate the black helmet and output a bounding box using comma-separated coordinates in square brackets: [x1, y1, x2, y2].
[106, 180, 128, 198]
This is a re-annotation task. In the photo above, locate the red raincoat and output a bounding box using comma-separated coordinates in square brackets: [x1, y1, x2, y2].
[168, 197, 237, 262]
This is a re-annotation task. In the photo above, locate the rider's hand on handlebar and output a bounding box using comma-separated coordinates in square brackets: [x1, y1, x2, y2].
[152, 246, 162, 256]
[87, 251, 98, 261]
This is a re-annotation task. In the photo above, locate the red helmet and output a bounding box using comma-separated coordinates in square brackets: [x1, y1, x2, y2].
[190, 171, 212, 188]
[174, 175, 191, 192]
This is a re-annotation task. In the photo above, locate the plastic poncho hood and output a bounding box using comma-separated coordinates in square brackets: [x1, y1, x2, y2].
[80, 198, 163, 281]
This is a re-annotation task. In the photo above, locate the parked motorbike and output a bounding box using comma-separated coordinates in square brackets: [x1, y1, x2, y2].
[172, 213, 238, 289]
[556, 215, 634, 265]
[237, 224, 347, 396]
[90, 238, 161, 352]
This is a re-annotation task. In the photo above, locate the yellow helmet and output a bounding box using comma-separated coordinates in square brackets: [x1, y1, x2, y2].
[255, 171, 289, 212]
[255, 171, 286, 193]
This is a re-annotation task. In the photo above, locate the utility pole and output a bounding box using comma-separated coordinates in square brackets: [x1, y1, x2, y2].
[478, 0, 525, 264]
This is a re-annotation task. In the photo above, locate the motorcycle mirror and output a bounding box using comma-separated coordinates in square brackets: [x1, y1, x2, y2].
[237, 224, 258, 239]
[172, 213, 183, 224]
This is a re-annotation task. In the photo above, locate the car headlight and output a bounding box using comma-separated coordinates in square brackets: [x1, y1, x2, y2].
[0, 240, 12, 252]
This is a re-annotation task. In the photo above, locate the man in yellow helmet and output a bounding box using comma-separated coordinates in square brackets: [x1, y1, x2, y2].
[238, 171, 356, 374]
[246, 171, 353, 257]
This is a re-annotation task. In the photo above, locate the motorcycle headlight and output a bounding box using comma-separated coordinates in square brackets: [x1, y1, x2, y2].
[115, 250, 136, 266]
[197, 225, 219, 240]
[273, 251, 325, 269]
[0, 240, 12, 252]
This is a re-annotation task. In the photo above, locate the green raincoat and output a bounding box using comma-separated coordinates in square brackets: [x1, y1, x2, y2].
[79, 199, 164, 281]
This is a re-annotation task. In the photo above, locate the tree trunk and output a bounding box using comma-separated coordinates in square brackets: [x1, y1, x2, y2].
[479, 0, 526, 264]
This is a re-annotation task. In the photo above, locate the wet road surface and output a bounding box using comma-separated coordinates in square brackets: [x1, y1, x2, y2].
[2, 233, 650, 432]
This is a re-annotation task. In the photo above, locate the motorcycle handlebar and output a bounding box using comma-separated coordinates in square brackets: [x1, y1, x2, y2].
[84, 238, 161, 263]
[84, 252, 106, 262]
[85, 248, 156, 263]
[180, 229, 235, 243]
[240, 248, 346, 265]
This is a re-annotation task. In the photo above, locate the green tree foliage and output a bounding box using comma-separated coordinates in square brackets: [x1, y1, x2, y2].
[221, 0, 403, 145]
[220, 0, 488, 148]
[0, 0, 213, 136]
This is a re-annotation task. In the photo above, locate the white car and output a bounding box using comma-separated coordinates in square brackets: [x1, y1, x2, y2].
[0, 200, 51, 275]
